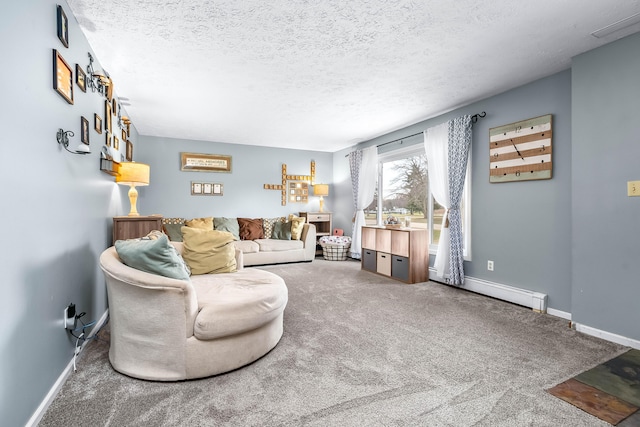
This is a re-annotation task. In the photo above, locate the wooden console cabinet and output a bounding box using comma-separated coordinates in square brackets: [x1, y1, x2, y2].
[299, 212, 332, 255]
[361, 226, 428, 284]
[112, 215, 163, 244]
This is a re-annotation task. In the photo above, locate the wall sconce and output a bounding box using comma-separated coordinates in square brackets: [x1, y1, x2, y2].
[56, 129, 90, 155]
[86, 52, 113, 100]
[313, 184, 329, 212]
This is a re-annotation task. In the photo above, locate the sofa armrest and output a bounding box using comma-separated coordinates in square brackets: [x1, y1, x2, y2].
[301, 223, 316, 260]
[235, 248, 244, 270]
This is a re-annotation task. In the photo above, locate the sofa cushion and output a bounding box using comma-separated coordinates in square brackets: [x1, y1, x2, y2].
[162, 219, 185, 242]
[114, 234, 191, 280]
[238, 218, 264, 240]
[262, 217, 285, 239]
[181, 227, 237, 274]
[288, 214, 306, 240]
[214, 217, 240, 240]
[255, 238, 304, 252]
[271, 220, 292, 240]
[185, 217, 213, 230]
[191, 269, 288, 340]
[232, 240, 260, 254]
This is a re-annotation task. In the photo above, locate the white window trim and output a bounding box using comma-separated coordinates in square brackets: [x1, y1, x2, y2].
[376, 144, 472, 261]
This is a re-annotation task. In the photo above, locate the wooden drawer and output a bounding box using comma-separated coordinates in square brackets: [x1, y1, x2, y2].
[376, 252, 391, 276]
[307, 213, 331, 222]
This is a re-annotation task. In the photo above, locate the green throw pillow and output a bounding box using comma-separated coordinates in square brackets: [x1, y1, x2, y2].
[115, 234, 191, 280]
[214, 217, 240, 240]
[163, 223, 184, 242]
[272, 221, 292, 240]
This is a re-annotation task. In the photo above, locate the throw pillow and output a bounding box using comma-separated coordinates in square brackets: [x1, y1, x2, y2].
[181, 227, 237, 274]
[114, 234, 191, 280]
[271, 220, 292, 240]
[288, 214, 306, 240]
[185, 217, 214, 230]
[262, 217, 285, 239]
[238, 218, 264, 240]
[213, 217, 240, 240]
[162, 219, 185, 242]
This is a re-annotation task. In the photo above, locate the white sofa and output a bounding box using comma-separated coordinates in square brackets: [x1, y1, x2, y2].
[99, 243, 288, 381]
[232, 223, 316, 266]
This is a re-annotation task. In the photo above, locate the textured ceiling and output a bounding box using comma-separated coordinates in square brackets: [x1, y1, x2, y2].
[67, 0, 640, 152]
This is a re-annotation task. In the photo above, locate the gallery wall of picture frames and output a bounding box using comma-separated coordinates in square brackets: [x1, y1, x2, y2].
[191, 182, 224, 196]
[52, 4, 135, 173]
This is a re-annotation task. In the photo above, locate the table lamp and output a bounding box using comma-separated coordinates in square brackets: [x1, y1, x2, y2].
[116, 162, 150, 216]
[313, 184, 329, 212]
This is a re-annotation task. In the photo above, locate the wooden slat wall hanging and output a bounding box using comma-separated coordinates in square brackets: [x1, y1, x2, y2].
[489, 114, 552, 183]
[263, 161, 315, 205]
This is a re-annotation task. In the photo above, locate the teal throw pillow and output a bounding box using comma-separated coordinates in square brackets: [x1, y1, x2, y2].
[163, 223, 184, 242]
[214, 217, 240, 240]
[271, 221, 292, 240]
[115, 234, 191, 280]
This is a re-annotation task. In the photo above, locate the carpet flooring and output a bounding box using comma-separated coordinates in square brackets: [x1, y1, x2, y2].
[40, 259, 629, 426]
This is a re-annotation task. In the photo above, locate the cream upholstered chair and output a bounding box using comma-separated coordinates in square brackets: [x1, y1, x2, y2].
[99, 243, 288, 381]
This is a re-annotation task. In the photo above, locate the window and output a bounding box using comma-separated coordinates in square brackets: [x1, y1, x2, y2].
[368, 145, 471, 259]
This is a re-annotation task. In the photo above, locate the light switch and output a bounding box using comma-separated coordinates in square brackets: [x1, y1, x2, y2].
[628, 181, 640, 197]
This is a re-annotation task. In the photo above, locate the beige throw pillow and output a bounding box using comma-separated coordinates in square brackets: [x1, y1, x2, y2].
[288, 214, 306, 240]
[185, 217, 214, 230]
[181, 227, 237, 275]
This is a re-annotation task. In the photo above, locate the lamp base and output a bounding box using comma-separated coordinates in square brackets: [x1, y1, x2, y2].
[127, 185, 140, 216]
[319, 196, 325, 213]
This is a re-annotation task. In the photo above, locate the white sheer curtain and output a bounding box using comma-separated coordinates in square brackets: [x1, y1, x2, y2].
[424, 123, 450, 279]
[349, 146, 378, 259]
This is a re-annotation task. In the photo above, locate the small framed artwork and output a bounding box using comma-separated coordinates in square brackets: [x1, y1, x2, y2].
[105, 100, 112, 133]
[80, 116, 89, 145]
[105, 132, 111, 147]
[213, 183, 223, 195]
[191, 182, 203, 195]
[114, 136, 119, 150]
[203, 183, 213, 194]
[94, 113, 102, 134]
[126, 140, 133, 161]
[56, 5, 68, 48]
[75, 64, 86, 92]
[52, 49, 73, 104]
[121, 129, 126, 141]
[112, 98, 117, 117]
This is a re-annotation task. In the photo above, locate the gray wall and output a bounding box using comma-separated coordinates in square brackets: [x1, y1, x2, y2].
[571, 32, 640, 341]
[136, 136, 333, 219]
[333, 70, 573, 312]
[1, 1, 135, 425]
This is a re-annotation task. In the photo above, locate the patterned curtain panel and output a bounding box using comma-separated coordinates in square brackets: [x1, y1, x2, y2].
[348, 146, 378, 259]
[447, 115, 472, 285]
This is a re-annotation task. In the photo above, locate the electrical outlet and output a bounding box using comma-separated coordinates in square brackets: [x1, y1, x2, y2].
[487, 260, 494, 271]
[64, 303, 76, 330]
[628, 181, 640, 197]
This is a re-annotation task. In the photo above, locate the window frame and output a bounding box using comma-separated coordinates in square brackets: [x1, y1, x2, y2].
[376, 144, 472, 260]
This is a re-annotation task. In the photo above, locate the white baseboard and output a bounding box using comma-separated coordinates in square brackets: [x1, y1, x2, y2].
[575, 323, 640, 350]
[26, 309, 109, 427]
[546, 307, 571, 320]
[430, 268, 548, 312]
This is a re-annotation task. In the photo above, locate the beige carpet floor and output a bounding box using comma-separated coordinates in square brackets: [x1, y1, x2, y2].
[39, 258, 627, 426]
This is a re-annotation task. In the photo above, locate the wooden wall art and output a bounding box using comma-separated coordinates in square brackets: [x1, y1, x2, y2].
[489, 114, 552, 183]
[264, 161, 315, 205]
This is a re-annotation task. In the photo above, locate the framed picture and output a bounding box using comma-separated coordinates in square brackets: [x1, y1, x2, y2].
[105, 100, 112, 133]
[180, 152, 232, 173]
[203, 183, 213, 194]
[75, 64, 86, 92]
[191, 182, 203, 195]
[80, 116, 89, 144]
[105, 132, 111, 147]
[213, 184, 223, 195]
[126, 140, 133, 161]
[94, 113, 102, 134]
[122, 129, 126, 141]
[112, 98, 117, 117]
[56, 5, 68, 48]
[114, 136, 119, 150]
[52, 49, 73, 104]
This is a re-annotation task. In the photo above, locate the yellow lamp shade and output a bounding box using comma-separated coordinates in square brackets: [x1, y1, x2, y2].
[313, 184, 329, 197]
[116, 162, 150, 216]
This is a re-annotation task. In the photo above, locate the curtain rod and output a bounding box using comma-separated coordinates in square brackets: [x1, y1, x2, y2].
[345, 111, 486, 157]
